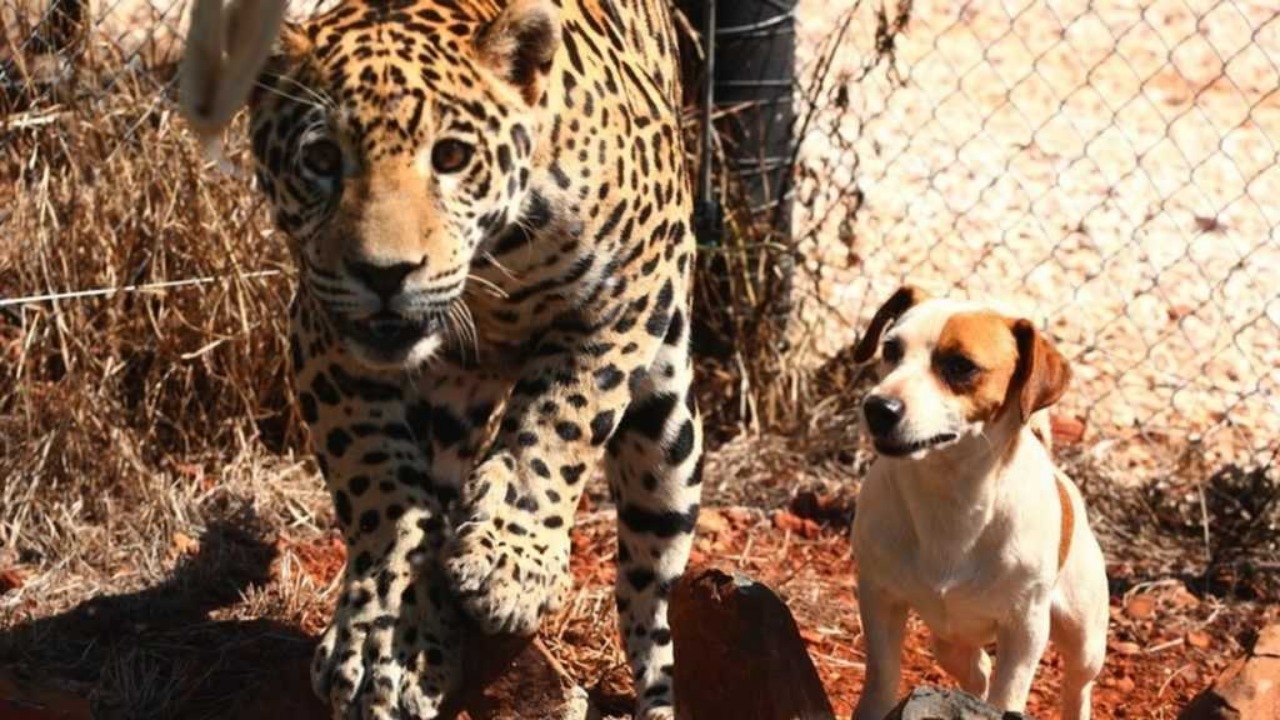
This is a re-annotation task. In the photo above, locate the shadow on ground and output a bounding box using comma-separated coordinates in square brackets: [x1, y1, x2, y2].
[0, 515, 326, 720]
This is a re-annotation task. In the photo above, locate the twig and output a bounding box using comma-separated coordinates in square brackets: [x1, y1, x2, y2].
[3, 107, 68, 130]
[0, 270, 283, 308]
[1156, 663, 1195, 698]
[1144, 637, 1185, 655]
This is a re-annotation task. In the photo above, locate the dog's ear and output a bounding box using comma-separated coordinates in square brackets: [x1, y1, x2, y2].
[246, 23, 314, 110]
[852, 285, 929, 364]
[180, 0, 292, 139]
[475, 0, 561, 106]
[1008, 319, 1071, 422]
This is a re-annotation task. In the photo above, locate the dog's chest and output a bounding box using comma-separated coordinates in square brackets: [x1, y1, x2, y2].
[908, 570, 998, 642]
[876, 551, 1004, 643]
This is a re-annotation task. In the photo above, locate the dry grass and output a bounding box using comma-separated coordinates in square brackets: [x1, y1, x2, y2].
[0, 56, 322, 714]
[0, 60, 301, 518]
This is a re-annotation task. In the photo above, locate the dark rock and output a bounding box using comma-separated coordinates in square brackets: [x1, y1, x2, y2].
[670, 568, 835, 720]
[442, 630, 593, 720]
[884, 687, 1029, 720]
[1179, 623, 1280, 720]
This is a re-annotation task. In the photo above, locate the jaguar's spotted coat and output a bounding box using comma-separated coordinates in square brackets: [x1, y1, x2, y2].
[244, 0, 701, 717]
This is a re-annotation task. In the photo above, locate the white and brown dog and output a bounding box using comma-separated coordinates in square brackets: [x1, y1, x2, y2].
[849, 286, 1108, 720]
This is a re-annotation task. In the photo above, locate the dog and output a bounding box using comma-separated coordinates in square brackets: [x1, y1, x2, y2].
[849, 286, 1108, 720]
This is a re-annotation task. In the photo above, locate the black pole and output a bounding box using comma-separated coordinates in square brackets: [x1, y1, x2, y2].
[714, 0, 797, 239]
[716, 0, 797, 342]
[680, 0, 797, 367]
[683, 0, 796, 338]
[692, 0, 722, 250]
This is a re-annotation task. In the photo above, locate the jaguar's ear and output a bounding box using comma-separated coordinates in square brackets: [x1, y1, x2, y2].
[180, 0, 292, 138]
[475, 0, 561, 106]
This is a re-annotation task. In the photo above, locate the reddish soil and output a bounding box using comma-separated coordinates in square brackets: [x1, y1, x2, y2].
[560, 504, 1235, 719]
[235, 505, 1243, 719]
[2, 500, 1263, 719]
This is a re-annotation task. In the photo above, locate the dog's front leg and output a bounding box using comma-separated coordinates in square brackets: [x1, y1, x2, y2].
[852, 580, 908, 720]
[987, 601, 1053, 712]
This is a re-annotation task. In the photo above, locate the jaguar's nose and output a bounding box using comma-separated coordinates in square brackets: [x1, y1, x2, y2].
[345, 256, 425, 300]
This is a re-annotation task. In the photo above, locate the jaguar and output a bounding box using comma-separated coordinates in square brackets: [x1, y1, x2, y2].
[194, 0, 703, 717]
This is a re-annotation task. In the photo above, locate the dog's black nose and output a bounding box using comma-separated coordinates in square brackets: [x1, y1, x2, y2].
[863, 395, 904, 437]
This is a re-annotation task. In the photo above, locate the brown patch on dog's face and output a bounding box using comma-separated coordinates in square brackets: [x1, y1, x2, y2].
[934, 311, 1021, 424]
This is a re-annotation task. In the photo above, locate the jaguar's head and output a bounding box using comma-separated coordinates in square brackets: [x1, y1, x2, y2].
[247, 0, 560, 368]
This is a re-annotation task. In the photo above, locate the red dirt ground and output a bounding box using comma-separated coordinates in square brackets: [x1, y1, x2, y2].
[2, 498, 1263, 719]
[571, 504, 1236, 719]
[271, 501, 1250, 718]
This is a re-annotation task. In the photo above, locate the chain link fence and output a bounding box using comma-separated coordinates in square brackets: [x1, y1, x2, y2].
[790, 0, 1279, 483]
[1, 0, 1277, 487]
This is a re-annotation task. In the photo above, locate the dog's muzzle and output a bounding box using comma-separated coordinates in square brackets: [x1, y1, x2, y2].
[863, 394, 958, 457]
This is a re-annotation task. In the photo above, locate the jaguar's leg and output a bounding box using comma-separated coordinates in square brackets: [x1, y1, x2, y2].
[604, 303, 702, 720]
[294, 296, 500, 720]
[393, 357, 510, 717]
[439, 323, 631, 636]
[440, 283, 685, 638]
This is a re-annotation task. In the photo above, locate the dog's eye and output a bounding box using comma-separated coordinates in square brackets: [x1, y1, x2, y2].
[431, 139, 475, 174]
[882, 339, 904, 364]
[937, 353, 980, 386]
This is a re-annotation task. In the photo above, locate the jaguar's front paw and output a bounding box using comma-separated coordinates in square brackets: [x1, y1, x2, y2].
[443, 467, 572, 635]
[311, 573, 458, 719]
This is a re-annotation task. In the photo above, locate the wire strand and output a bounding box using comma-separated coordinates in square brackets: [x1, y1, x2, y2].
[0, 270, 284, 309]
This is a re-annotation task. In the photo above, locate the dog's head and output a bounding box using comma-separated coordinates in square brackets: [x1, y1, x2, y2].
[852, 286, 1070, 459]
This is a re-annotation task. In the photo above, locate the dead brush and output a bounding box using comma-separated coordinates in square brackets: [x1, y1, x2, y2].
[1, 67, 299, 448]
[0, 48, 308, 619]
[685, 0, 911, 442]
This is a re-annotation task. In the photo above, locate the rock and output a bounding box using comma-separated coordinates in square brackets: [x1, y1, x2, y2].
[236, 654, 328, 720]
[885, 686, 1029, 719]
[1124, 594, 1156, 620]
[1186, 630, 1213, 650]
[1179, 623, 1280, 720]
[1049, 414, 1086, 445]
[0, 568, 24, 594]
[669, 568, 835, 720]
[788, 490, 855, 527]
[444, 632, 594, 720]
[771, 510, 822, 539]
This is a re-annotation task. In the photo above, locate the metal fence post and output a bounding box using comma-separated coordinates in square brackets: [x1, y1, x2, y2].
[681, 0, 797, 351]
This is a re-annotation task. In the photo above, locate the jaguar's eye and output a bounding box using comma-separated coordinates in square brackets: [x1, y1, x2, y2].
[300, 138, 343, 178]
[882, 338, 904, 364]
[937, 352, 980, 386]
[431, 139, 474, 174]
